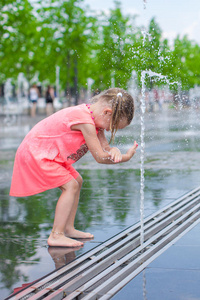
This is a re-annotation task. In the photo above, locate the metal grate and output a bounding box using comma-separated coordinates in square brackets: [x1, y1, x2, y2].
[7, 187, 200, 300]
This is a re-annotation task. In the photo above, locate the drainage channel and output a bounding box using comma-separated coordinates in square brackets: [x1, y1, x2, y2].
[8, 187, 200, 300]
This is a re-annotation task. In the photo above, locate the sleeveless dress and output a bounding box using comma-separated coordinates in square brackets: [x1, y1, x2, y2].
[10, 104, 96, 197]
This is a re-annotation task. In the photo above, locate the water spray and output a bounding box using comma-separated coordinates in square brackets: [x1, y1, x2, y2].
[140, 70, 181, 246]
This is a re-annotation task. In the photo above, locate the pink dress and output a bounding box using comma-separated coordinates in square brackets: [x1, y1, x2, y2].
[10, 104, 96, 197]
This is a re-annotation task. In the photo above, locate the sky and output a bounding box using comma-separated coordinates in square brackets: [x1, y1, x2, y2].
[83, 0, 200, 45]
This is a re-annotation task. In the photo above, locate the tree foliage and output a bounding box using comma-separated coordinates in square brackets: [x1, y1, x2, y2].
[1, 0, 200, 94]
[0, 0, 41, 84]
[37, 0, 97, 97]
[92, 1, 137, 90]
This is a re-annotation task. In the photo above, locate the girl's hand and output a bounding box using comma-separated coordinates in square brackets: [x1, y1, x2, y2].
[108, 147, 122, 163]
[126, 141, 138, 160]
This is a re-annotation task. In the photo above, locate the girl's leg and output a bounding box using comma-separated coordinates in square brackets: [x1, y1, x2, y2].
[48, 179, 84, 247]
[64, 175, 94, 239]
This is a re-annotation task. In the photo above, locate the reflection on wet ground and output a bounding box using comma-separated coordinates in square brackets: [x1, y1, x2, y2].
[0, 108, 200, 299]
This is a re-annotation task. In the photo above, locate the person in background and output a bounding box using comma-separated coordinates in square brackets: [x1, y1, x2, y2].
[45, 85, 55, 116]
[29, 84, 39, 117]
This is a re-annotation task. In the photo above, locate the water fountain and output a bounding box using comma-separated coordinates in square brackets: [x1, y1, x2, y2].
[17, 73, 30, 117]
[54, 66, 63, 110]
[3, 74, 30, 126]
[139, 70, 181, 245]
[189, 85, 200, 109]
[3, 78, 16, 125]
[87, 77, 94, 99]
[111, 73, 115, 88]
[56, 66, 60, 101]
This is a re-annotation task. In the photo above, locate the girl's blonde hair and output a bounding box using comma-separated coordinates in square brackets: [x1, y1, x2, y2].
[91, 88, 134, 143]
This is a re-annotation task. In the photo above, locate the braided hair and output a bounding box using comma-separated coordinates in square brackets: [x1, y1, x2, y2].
[91, 88, 134, 143]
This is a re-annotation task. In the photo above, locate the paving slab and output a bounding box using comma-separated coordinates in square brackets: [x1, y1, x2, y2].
[113, 222, 200, 300]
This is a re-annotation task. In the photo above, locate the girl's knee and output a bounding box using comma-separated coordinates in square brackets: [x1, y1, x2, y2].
[61, 179, 79, 193]
[76, 175, 83, 188]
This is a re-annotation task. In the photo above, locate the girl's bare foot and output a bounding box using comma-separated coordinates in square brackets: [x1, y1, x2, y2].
[48, 231, 83, 247]
[65, 228, 94, 239]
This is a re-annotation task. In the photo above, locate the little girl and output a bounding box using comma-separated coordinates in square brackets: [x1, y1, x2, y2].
[10, 88, 138, 247]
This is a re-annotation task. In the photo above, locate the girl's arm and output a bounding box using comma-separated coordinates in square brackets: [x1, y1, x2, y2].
[97, 129, 111, 152]
[71, 123, 138, 164]
[97, 129, 122, 163]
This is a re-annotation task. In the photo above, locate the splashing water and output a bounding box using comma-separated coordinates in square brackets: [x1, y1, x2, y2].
[141, 30, 152, 46]
[139, 72, 146, 246]
[143, 0, 147, 10]
[139, 70, 181, 246]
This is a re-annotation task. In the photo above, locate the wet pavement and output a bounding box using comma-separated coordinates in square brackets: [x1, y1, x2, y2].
[113, 222, 200, 300]
[0, 107, 200, 299]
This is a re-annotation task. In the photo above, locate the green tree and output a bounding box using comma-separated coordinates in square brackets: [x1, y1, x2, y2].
[1, 0, 200, 96]
[37, 0, 97, 103]
[0, 0, 41, 85]
[171, 35, 200, 90]
[93, 1, 137, 91]
[133, 18, 173, 88]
